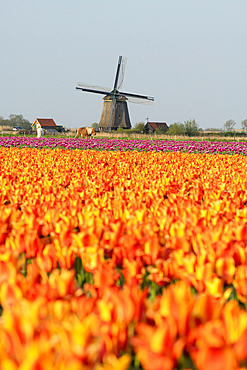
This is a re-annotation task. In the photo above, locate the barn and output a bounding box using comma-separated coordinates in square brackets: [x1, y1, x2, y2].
[145, 122, 169, 133]
[32, 119, 65, 134]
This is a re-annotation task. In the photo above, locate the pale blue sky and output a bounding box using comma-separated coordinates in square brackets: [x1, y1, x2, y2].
[1, 0, 247, 129]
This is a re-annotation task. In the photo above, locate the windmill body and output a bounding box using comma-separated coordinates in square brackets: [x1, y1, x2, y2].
[99, 95, 131, 130]
[76, 56, 154, 131]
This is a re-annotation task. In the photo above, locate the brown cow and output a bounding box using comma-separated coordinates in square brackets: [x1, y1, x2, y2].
[75, 127, 96, 138]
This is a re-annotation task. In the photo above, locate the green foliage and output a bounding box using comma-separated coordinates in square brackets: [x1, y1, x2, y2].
[117, 126, 124, 132]
[133, 122, 145, 133]
[0, 114, 31, 129]
[91, 122, 99, 130]
[184, 119, 199, 137]
[116, 268, 126, 287]
[178, 352, 197, 370]
[156, 126, 168, 135]
[167, 122, 185, 136]
[74, 256, 94, 288]
[0, 116, 10, 127]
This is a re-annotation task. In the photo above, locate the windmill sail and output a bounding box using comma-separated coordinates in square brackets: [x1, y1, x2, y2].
[117, 56, 127, 90]
[76, 83, 111, 95]
[76, 83, 111, 93]
[117, 90, 154, 105]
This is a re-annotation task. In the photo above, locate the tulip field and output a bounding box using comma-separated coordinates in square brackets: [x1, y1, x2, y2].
[1, 136, 247, 154]
[0, 139, 247, 370]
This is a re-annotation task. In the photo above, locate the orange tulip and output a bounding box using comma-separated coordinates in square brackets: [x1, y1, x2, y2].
[95, 353, 131, 370]
[233, 265, 247, 303]
[0, 282, 23, 309]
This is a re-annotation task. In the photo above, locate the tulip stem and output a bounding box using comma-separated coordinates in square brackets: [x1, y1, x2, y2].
[149, 281, 157, 301]
[134, 355, 140, 368]
[74, 255, 94, 287]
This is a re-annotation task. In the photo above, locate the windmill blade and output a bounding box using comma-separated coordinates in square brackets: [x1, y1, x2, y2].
[124, 96, 154, 105]
[113, 56, 123, 90]
[119, 90, 154, 101]
[76, 87, 110, 96]
[76, 87, 109, 95]
[117, 56, 127, 91]
[76, 82, 111, 95]
[118, 90, 154, 105]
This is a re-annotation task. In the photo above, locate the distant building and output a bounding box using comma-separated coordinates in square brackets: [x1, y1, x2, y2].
[32, 118, 65, 134]
[32, 118, 57, 130]
[233, 128, 245, 133]
[145, 122, 169, 133]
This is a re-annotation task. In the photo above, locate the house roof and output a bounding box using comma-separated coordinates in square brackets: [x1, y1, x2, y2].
[145, 122, 168, 130]
[32, 118, 57, 127]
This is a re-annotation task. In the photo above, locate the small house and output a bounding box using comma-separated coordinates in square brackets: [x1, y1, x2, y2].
[145, 122, 169, 134]
[32, 118, 57, 131]
[32, 118, 65, 134]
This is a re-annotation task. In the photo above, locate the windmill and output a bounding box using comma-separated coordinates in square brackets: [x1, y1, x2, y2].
[76, 56, 154, 131]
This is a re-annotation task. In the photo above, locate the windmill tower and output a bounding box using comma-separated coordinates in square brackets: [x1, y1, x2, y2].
[76, 56, 154, 131]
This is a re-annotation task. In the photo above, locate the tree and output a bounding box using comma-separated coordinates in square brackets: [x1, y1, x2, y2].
[167, 122, 185, 136]
[241, 119, 247, 132]
[156, 126, 169, 135]
[8, 114, 31, 129]
[184, 119, 199, 137]
[0, 116, 8, 126]
[133, 122, 145, 133]
[0, 114, 31, 129]
[91, 122, 98, 130]
[223, 119, 236, 132]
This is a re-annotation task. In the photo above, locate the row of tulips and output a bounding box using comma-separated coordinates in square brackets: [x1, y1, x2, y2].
[1, 136, 247, 155]
[0, 147, 247, 369]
